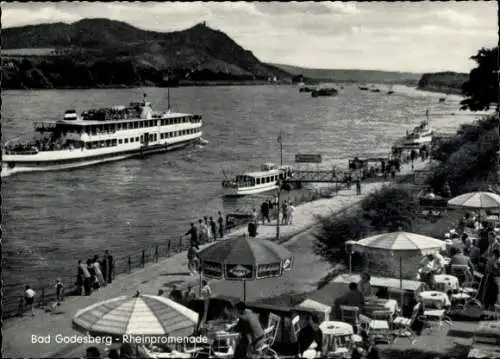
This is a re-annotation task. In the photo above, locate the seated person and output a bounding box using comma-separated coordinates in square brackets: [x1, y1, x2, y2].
[230, 302, 265, 358]
[169, 285, 183, 302]
[448, 247, 475, 280]
[419, 252, 445, 275]
[334, 282, 365, 319]
[359, 272, 373, 297]
[297, 314, 323, 357]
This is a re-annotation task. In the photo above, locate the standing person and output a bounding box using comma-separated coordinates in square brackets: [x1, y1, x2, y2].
[184, 284, 196, 302]
[282, 200, 288, 225]
[24, 285, 36, 316]
[204, 216, 212, 242]
[100, 255, 108, 287]
[92, 255, 105, 287]
[185, 223, 199, 249]
[187, 245, 197, 276]
[199, 219, 209, 243]
[287, 202, 295, 225]
[76, 260, 85, 295]
[356, 179, 362, 195]
[261, 201, 270, 224]
[200, 280, 213, 299]
[251, 208, 258, 224]
[87, 259, 97, 291]
[55, 279, 64, 303]
[80, 260, 92, 296]
[104, 250, 114, 284]
[209, 217, 217, 241]
[218, 212, 225, 239]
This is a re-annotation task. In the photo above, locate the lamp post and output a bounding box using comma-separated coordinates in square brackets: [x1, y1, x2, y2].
[276, 181, 281, 241]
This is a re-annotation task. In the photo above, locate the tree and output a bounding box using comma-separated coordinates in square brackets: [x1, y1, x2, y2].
[460, 47, 499, 111]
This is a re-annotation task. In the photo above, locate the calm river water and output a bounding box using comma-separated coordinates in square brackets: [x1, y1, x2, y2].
[2, 84, 478, 302]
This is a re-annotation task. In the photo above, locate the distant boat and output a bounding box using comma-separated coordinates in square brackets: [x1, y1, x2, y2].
[439, 97, 446, 103]
[403, 110, 434, 147]
[359, 86, 369, 91]
[387, 85, 394, 95]
[299, 86, 314, 93]
[371, 88, 381, 93]
[312, 88, 338, 97]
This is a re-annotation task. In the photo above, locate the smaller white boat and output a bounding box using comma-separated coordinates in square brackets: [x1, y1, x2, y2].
[222, 163, 293, 196]
[403, 110, 434, 146]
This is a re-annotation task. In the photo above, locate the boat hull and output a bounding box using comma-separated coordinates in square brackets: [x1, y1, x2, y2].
[1, 138, 196, 177]
[222, 183, 279, 197]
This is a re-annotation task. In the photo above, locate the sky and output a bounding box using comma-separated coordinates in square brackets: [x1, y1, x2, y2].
[2, 1, 498, 73]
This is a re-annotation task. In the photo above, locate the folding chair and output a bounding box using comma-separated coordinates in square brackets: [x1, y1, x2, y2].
[291, 315, 301, 341]
[450, 264, 472, 284]
[339, 305, 360, 330]
[253, 326, 279, 359]
[207, 332, 239, 359]
[392, 303, 421, 343]
[267, 313, 281, 336]
[359, 313, 392, 344]
[421, 302, 452, 332]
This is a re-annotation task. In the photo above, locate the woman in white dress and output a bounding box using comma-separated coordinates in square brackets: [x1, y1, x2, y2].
[92, 255, 105, 287]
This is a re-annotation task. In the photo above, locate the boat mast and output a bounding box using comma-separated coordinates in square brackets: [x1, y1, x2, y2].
[277, 131, 283, 166]
[167, 87, 171, 112]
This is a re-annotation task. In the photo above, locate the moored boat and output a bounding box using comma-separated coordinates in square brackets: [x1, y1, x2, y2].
[2, 94, 203, 176]
[403, 111, 434, 146]
[222, 163, 293, 196]
[311, 88, 338, 97]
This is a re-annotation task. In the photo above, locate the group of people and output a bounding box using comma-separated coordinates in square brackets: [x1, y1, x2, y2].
[418, 213, 500, 310]
[76, 250, 114, 296]
[184, 211, 225, 250]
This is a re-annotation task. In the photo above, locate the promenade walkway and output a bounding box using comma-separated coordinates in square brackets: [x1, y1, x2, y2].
[3, 159, 431, 358]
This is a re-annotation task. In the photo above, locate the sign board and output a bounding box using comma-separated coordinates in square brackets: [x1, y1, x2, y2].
[256, 262, 282, 279]
[202, 261, 223, 279]
[225, 264, 254, 280]
[295, 154, 322, 163]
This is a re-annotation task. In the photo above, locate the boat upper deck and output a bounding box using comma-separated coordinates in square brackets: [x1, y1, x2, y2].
[241, 169, 283, 179]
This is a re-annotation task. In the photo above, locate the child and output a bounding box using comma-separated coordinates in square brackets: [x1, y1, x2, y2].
[55, 279, 64, 303]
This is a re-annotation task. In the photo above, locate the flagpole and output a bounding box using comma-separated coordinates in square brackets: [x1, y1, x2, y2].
[280, 131, 283, 166]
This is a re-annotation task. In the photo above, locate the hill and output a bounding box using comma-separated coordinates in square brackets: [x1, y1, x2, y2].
[268, 63, 422, 85]
[2, 18, 292, 89]
[416, 71, 468, 95]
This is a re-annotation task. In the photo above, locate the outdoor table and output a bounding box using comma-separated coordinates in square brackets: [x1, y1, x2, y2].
[433, 274, 459, 292]
[363, 297, 399, 316]
[417, 291, 451, 309]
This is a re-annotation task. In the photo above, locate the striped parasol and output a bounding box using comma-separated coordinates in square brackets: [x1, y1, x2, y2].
[448, 191, 500, 210]
[72, 292, 198, 339]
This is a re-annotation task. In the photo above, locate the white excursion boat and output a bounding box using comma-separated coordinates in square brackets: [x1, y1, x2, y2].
[403, 110, 434, 147]
[2, 94, 204, 176]
[222, 163, 293, 196]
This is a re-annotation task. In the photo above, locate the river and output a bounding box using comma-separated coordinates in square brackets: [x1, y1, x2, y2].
[2, 83, 481, 304]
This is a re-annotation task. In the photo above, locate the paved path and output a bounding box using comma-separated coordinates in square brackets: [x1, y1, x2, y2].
[3, 159, 430, 358]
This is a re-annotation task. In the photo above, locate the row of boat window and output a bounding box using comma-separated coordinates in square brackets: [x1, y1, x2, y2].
[236, 175, 279, 185]
[83, 128, 200, 149]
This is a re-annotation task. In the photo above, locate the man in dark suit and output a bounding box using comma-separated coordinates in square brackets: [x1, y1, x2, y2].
[297, 314, 323, 357]
[104, 250, 114, 284]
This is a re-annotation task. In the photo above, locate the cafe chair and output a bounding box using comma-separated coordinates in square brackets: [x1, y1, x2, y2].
[450, 265, 472, 284]
[393, 303, 421, 343]
[253, 326, 279, 359]
[208, 332, 239, 359]
[359, 314, 392, 344]
[421, 305, 452, 332]
[461, 281, 480, 297]
[340, 305, 360, 330]
[267, 312, 281, 338]
[291, 315, 301, 341]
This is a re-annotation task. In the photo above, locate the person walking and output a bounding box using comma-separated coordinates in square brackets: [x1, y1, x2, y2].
[356, 179, 362, 195]
[87, 258, 97, 291]
[24, 285, 36, 316]
[185, 222, 199, 249]
[209, 217, 217, 241]
[261, 201, 270, 224]
[204, 216, 212, 242]
[218, 211, 225, 239]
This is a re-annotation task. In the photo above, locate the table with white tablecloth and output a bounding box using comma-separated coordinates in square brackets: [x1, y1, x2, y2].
[433, 274, 459, 292]
[363, 297, 399, 316]
[417, 291, 451, 309]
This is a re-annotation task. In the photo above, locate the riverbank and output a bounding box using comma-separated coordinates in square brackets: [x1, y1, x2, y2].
[2, 158, 430, 358]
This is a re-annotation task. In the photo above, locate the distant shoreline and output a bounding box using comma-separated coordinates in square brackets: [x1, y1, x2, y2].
[416, 85, 463, 96]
